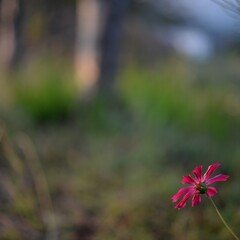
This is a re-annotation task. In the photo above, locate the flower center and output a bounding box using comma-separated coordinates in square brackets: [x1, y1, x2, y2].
[196, 183, 207, 194]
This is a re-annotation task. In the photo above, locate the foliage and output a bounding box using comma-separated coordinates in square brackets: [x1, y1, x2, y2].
[14, 58, 77, 122]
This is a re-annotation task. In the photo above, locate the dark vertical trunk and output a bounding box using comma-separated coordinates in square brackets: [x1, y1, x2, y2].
[98, 0, 131, 95]
[0, 0, 17, 70]
[11, 0, 25, 70]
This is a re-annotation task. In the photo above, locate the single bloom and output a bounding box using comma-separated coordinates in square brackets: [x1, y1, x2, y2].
[172, 162, 229, 209]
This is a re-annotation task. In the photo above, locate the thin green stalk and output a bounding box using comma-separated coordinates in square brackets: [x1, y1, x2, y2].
[209, 197, 239, 240]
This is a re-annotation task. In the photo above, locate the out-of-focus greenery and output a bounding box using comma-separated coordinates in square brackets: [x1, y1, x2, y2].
[0, 56, 240, 239]
[14, 58, 77, 122]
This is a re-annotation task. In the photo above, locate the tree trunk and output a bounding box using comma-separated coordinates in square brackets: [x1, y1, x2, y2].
[0, 0, 17, 70]
[11, 0, 25, 70]
[0, 0, 25, 71]
[98, 0, 131, 96]
[74, 0, 102, 96]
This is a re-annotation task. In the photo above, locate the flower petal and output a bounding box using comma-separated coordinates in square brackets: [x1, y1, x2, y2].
[175, 191, 194, 209]
[203, 163, 221, 181]
[192, 165, 203, 183]
[206, 174, 229, 185]
[206, 186, 217, 197]
[192, 193, 201, 206]
[182, 175, 196, 185]
[172, 187, 193, 203]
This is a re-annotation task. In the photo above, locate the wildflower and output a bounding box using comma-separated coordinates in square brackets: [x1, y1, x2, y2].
[172, 162, 229, 209]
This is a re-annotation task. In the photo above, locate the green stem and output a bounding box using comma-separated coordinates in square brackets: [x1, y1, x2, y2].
[209, 197, 239, 240]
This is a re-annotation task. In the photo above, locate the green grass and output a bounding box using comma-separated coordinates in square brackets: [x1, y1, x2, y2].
[119, 62, 240, 140]
[14, 58, 77, 122]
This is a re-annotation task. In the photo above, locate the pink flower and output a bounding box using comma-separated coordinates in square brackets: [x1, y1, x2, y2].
[172, 162, 229, 209]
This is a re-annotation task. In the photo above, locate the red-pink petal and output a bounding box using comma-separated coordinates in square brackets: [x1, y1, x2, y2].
[172, 187, 193, 203]
[182, 175, 196, 184]
[192, 165, 203, 183]
[175, 191, 194, 209]
[192, 193, 201, 206]
[203, 163, 221, 181]
[206, 186, 217, 197]
[206, 174, 229, 185]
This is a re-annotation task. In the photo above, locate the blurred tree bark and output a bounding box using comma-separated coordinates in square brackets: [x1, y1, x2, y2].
[0, 0, 17, 70]
[11, 0, 25, 69]
[98, 0, 131, 96]
[75, 0, 131, 98]
[75, 0, 102, 96]
[0, 0, 25, 71]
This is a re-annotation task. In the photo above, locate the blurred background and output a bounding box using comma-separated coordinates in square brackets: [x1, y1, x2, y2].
[0, 0, 240, 239]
